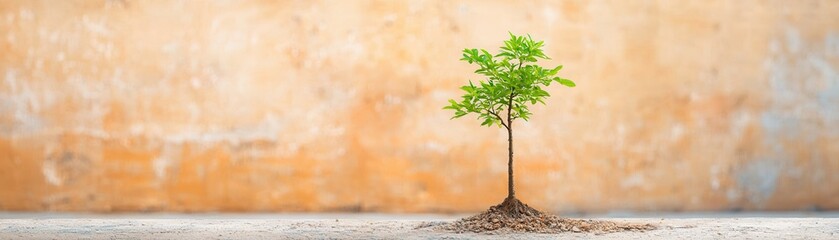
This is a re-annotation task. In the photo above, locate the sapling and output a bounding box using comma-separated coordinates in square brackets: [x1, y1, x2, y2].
[444, 33, 575, 217]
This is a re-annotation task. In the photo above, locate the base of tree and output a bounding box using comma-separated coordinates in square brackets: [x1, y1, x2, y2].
[493, 197, 542, 218]
[430, 197, 657, 234]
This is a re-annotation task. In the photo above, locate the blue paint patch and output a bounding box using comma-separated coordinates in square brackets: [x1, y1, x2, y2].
[759, 112, 785, 136]
[814, 57, 839, 125]
[818, 81, 839, 129]
[759, 111, 811, 147]
[818, 84, 839, 107]
[735, 159, 782, 207]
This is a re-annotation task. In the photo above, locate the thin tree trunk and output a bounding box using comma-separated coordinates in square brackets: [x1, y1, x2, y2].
[507, 120, 514, 199]
[506, 91, 515, 199]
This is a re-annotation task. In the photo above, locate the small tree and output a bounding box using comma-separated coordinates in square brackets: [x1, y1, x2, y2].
[444, 33, 574, 216]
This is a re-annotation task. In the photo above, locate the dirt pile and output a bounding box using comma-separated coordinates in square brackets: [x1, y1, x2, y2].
[432, 198, 657, 234]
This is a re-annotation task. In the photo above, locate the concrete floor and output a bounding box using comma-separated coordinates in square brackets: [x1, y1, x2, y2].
[1, 213, 838, 239]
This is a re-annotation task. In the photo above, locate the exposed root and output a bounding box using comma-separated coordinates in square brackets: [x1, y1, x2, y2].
[433, 198, 657, 234]
[494, 197, 542, 218]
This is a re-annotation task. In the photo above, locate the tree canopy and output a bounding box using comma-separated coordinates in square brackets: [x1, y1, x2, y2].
[444, 33, 574, 128]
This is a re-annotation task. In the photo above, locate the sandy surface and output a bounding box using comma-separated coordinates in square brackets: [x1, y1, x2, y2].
[1, 213, 837, 239]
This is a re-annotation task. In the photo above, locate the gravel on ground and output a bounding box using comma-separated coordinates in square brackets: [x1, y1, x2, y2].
[0, 213, 837, 239]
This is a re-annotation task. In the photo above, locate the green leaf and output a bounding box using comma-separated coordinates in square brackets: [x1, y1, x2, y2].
[495, 52, 514, 58]
[460, 85, 475, 94]
[556, 78, 576, 87]
[548, 65, 563, 75]
[452, 111, 467, 119]
[534, 88, 550, 97]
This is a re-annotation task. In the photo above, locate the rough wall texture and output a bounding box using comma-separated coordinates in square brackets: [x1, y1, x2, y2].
[1, 0, 837, 213]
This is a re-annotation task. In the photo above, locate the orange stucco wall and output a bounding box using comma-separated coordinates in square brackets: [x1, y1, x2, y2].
[1, 0, 838, 213]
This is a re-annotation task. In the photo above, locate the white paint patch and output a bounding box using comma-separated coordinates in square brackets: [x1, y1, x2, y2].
[542, 7, 557, 26]
[129, 124, 145, 136]
[670, 123, 684, 140]
[596, 98, 609, 107]
[82, 15, 111, 37]
[689, 92, 702, 102]
[424, 141, 448, 154]
[48, 32, 59, 43]
[769, 39, 780, 53]
[429, 89, 454, 102]
[807, 54, 838, 80]
[383, 13, 397, 24]
[5, 69, 16, 91]
[190, 77, 201, 88]
[784, 27, 802, 54]
[42, 161, 62, 186]
[2, 69, 47, 137]
[304, 33, 365, 68]
[620, 173, 646, 189]
[615, 123, 626, 150]
[726, 188, 741, 202]
[711, 177, 720, 191]
[163, 114, 287, 146]
[18, 8, 33, 21]
[162, 42, 178, 54]
[731, 112, 752, 136]
[710, 164, 722, 190]
[152, 157, 170, 180]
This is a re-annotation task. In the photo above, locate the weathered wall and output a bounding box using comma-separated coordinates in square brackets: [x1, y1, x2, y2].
[1, 0, 837, 213]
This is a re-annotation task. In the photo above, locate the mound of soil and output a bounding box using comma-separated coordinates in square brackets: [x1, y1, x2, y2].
[432, 198, 656, 234]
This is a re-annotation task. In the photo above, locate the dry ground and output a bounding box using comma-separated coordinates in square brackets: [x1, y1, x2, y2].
[1, 213, 837, 239]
